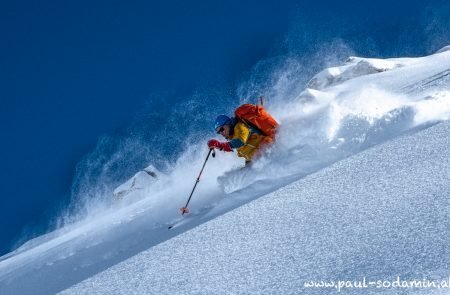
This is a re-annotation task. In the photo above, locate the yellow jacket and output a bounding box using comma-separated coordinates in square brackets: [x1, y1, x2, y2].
[228, 121, 272, 161]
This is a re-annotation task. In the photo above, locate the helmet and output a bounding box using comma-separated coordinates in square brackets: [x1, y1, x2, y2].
[214, 115, 232, 130]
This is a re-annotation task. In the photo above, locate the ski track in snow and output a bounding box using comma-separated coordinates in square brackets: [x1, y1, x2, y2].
[0, 48, 449, 295]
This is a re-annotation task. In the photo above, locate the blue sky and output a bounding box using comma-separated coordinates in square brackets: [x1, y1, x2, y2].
[1, 0, 449, 256]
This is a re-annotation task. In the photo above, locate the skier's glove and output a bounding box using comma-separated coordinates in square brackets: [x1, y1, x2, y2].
[207, 139, 232, 152]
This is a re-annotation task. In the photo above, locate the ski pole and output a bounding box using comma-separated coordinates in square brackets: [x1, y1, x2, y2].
[180, 148, 215, 215]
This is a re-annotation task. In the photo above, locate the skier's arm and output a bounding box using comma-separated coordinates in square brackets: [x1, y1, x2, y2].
[229, 123, 250, 148]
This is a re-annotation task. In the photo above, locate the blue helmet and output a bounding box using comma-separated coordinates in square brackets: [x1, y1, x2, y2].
[214, 115, 232, 130]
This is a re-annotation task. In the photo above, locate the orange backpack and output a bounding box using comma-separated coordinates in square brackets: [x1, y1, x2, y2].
[234, 103, 279, 138]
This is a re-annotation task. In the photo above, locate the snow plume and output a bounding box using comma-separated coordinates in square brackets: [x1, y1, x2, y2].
[57, 86, 236, 228]
[223, 48, 450, 191]
[59, 135, 153, 225]
[236, 39, 355, 105]
[56, 39, 356, 230]
[57, 45, 450, 233]
[414, 91, 450, 124]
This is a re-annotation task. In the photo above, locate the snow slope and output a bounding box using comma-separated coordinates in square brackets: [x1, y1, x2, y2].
[0, 47, 449, 294]
[61, 120, 450, 295]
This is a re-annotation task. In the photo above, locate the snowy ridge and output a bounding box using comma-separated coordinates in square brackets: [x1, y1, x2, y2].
[306, 56, 410, 90]
[0, 48, 449, 294]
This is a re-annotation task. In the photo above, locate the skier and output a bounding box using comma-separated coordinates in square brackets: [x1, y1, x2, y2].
[174, 103, 278, 217]
[207, 104, 278, 165]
